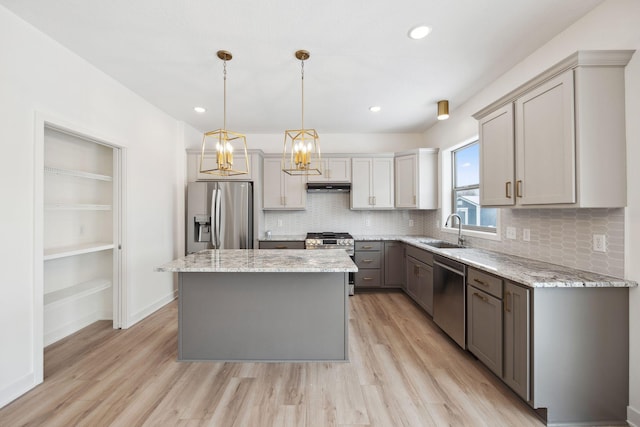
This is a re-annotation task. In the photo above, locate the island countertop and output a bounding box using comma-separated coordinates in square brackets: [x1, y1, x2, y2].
[155, 249, 358, 273]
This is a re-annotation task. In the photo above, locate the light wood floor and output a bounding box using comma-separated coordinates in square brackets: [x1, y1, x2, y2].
[0, 291, 545, 427]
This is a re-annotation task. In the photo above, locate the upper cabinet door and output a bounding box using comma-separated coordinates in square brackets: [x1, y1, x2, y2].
[515, 70, 575, 205]
[351, 158, 373, 208]
[479, 104, 515, 206]
[307, 157, 352, 183]
[372, 158, 394, 208]
[395, 154, 417, 208]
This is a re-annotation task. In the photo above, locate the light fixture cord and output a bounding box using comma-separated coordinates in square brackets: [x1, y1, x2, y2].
[223, 59, 227, 130]
[301, 59, 305, 131]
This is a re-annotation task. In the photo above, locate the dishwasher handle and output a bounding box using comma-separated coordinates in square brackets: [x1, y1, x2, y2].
[433, 259, 465, 276]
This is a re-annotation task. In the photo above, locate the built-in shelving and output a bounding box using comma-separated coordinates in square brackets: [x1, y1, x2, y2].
[44, 242, 114, 261]
[44, 203, 112, 211]
[44, 166, 112, 182]
[44, 278, 111, 307]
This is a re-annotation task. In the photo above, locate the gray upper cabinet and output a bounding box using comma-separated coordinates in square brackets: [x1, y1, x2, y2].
[503, 281, 530, 401]
[474, 50, 633, 208]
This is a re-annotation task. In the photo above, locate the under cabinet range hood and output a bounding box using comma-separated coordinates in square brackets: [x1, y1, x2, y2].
[306, 183, 351, 193]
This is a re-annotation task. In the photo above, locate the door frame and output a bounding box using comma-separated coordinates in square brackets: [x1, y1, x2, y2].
[33, 112, 127, 383]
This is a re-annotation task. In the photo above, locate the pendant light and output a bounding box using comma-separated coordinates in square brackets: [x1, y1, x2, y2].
[282, 50, 321, 176]
[437, 100, 449, 120]
[200, 50, 249, 176]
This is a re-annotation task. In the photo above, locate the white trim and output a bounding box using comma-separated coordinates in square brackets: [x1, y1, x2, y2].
[629, 405, 640, 427]
[127, 289, 177, 327]
[0, 373, 38, 409]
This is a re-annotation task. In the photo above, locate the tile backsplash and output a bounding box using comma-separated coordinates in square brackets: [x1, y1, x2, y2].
[264, 193, 625, 278]
[263, 192, 430, 236]
[424, 208, 625, 278]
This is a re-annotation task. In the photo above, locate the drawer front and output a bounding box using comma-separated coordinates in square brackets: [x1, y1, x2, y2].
[468, 267, 503, 299]
[355, 252, 382, 269]
[355, 241, 382, 251]
[258, 241, 305, 249]
[406, 245, 433, 266]
[355, 269, 382, 287]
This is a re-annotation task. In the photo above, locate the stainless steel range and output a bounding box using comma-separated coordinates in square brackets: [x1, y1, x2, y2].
[305, 232, 355, 256]
[305, 232, 355, 295]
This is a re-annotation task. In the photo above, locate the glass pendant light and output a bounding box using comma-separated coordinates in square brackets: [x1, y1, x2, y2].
[200, 50, 249, 176]
[282, 50, 321, 176]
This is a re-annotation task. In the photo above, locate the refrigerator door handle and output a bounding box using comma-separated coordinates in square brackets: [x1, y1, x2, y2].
[215, 186, 222, 248]
[211, 186, 219, 248]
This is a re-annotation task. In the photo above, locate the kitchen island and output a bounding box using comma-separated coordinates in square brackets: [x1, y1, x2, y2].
[156, 249, 357, 362]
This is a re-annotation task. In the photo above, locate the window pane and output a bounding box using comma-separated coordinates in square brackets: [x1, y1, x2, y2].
[454, 142, 479, 187]
[454, 188, 497, 229]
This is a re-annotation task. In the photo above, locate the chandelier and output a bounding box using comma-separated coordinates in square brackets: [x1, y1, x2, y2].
[282, 50, 321, 175]
[200, 50, 249, 176]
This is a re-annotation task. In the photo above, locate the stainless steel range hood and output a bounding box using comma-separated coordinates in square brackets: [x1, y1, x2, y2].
[306, 183, 351, 193]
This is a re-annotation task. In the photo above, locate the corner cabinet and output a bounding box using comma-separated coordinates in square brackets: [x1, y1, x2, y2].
[474, 50, 634, 208]
[394, 149, 438, 209]
[351, 157, 394, 209]
[262, 157, 306, 210]
[306, 157, 351, 183]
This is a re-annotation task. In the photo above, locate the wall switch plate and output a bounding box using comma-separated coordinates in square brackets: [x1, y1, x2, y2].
[523, 229, 530, 242]
[409, 219, 414, 227]
[277, 218, 283, 227]
[593, 234, 607, 252]
[506, 226, 517, 240]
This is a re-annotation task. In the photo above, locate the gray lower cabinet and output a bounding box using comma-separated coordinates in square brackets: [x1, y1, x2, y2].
[405, 245, 434, 315]
[355, 241, 383, 288]
[467, 283, 503, 376]
[384, 241, 404, 288]
[503, 281, 530, 401]
[259, 241, 305, 249]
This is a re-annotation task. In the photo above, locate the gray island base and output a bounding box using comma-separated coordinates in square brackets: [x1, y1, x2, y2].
[156, 249, 358, 362]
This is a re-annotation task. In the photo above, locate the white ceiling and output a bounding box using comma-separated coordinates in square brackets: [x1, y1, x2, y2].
[1, 0, 603, 134]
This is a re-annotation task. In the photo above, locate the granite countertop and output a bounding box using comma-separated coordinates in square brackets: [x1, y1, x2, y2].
[396, 236, 636, 289]
[156, 249, 358, 273]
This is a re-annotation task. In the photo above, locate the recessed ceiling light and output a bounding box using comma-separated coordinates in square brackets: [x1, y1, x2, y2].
[194, 106, 206, 113]
[369, 106, 381, 113]
[408, 25, 432, 40]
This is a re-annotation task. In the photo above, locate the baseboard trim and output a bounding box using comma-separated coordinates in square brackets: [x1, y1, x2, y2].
[629, 405, 640, 427]
[127, 289, 177, 327]
[0, 372, 39, 409]
[44, 311, 106, 346]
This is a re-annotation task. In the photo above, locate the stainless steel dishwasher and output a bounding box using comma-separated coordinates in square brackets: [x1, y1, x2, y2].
[433, 255, 467, 349]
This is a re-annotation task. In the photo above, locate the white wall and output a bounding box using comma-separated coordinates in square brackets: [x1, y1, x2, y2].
[0, 6, 184, 406]
[422, 0, 640, 423]
[183, 132, 425, 153]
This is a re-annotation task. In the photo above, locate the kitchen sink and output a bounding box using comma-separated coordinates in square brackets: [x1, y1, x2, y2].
[419, 240, 465, 249]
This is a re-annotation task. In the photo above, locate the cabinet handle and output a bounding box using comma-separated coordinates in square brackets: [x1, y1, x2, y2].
[361, 245, 373, 249]
[413, 195, 416, 205]
[473, 292, 488, 302]
[505, 290, 511, 313]
[363, 277, 373, 281]
[516, 180, 523, 198]
[414, 264, 419, 275]
[326, 168, 331, 179]
[362, 259, 373, 263]
[505, 182, 512, 199]
[473, 278, 489, 287]
[275, 245, 287, 249]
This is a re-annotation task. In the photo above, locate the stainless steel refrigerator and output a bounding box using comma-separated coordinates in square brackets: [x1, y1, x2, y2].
[186, 181, 253, 254]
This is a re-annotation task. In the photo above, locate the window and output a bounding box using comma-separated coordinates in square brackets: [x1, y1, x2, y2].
[451, 141, 497, 232]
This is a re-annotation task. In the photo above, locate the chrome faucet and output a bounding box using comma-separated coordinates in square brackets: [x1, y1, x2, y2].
[445, 213, 465, 246]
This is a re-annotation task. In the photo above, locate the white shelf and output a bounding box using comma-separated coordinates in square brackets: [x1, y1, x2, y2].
[44, 279, 111, 307]
[45, 203, 112, 211]
[44, 242, 114, 261]
[44, 166, 113, 181]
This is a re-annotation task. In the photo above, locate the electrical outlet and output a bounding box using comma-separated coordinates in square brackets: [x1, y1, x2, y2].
[523, 229, 530, 242]
[593, 234, 607, 252]
[506, 226, 517, 240]
[277, 218, 283, 227]
[409, 219, 414, 227]
[436, 219, 440, 228]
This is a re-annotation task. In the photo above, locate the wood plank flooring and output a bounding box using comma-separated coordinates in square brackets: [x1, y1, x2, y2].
[0, 291, 545, 426]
